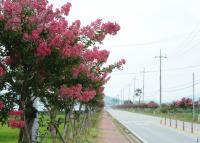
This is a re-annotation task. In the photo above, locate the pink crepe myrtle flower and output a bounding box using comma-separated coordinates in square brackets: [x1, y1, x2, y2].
[59, 84, 82, 99]
[0, 66, 6, 76]
[102, 21, 120, 35]
[8, 120, 25, 128]
[118, 58, 126, 65]
[3, 56, 12, 65]
[61, 2, 72, 16]
[79, 90, 96, 102]
[8, 110, 24, 116]
[0, 101, 5, 109]
[36, 42, 51, 57]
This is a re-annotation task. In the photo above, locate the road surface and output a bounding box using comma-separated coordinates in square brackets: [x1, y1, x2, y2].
[107, 109, 199, 143]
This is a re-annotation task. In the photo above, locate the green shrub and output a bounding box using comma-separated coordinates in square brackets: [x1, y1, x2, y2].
[159, 104, 168, 113]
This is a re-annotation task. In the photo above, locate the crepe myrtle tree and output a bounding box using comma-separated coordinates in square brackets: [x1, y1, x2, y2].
[0, 0, 125, 143]
[53, 53, 125, 141]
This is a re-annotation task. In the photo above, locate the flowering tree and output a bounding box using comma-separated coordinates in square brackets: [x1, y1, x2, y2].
[147, 101, 158, 108]
[0, 0, 125, 142]
[175, 97, 192, 109]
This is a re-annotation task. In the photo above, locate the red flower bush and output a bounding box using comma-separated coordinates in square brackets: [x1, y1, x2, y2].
[8, 120, 25, 128]
[147, 101, 158, 108]
[8, 110, 24, 116]
[0, 66, 6, 76]
[175, 97, 192, 108]
[0, 101, 4, 109]
[7, 110, 24, 129]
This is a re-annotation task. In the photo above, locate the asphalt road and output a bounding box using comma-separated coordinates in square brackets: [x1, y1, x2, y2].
[107, 109, 199, 143]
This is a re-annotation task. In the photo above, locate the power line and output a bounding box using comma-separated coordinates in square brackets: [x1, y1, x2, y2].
[163, 80, 200, 93]
[163, 64, 200, 72]
[181, 39, 200, 55]
[102, 32, 190, 48]
[170, 22, 200, 57]
[111, 64, 200, 76]
[163, 79, 200, 90]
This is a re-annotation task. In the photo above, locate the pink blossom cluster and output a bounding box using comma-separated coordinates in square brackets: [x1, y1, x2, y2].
[116, 58, 126, 69]
[3, 56, 12, 65]
[175, 97, 192, 108]
[3, 0, 22, 31]
[59, 84, 82, 99]
[36, 42, 51, 57]
[61, 2, 72, 16]
[0, 100, 4, 109]
[71, 64, 91, 78]
[0, 66, 6, 76]
[7, 110, 25, 128]
[0, 0, 122, 64]
[97, 86, 104, 94]
[8, 120, 25, 128]
[72, 64, 111, 87]
[61, 43, 83, 58]
[83, 47, 110, 63]
[102, 22, 120, 35]
[118, 58, 126, 65]
[147, 101, 158, 108]
[100, 59, 126, 75]
[59, 84, 96, 102]
[81, 19, 120, 42]
[79, 90, 96, 102]
[1, 0, 71, 57]
[8, 110, 24, 116]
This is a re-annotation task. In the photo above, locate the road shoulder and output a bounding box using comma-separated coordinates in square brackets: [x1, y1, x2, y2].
[98, 111, 131, 143]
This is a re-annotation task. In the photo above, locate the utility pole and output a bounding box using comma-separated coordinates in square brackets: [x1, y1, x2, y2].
[117, 94, 120, 105]
[122, 88, 125, 104]
[142, 68, 145, 102]
[121, 89, 123, 105]
[132, 77, 137, 103]
[155, 49, 167, 105]
[193, 72, 195, 121]
[128, 82, 130, 101]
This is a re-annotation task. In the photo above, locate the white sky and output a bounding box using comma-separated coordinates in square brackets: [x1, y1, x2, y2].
[50, 0, 200, 103]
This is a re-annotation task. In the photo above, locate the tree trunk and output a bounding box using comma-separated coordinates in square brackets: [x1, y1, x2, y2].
[49, 109, 57, 143]
[18, 114, 33, 143]
[50, 124, 57, 143]
[18, 129, 23, 143]
[23, 121, 32, 143]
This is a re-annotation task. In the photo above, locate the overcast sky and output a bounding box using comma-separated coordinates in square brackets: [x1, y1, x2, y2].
[50, 0, 200, 103]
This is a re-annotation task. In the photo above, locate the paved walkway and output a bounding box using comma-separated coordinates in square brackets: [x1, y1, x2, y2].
[98, 111, 130, 143]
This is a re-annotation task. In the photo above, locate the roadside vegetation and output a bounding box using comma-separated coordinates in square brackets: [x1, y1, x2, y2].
[114, 97, 200, 123]
[0, 111, 101, 143]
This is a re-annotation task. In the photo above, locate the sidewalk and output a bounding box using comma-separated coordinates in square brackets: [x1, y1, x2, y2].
[98, 111, 130, 143]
